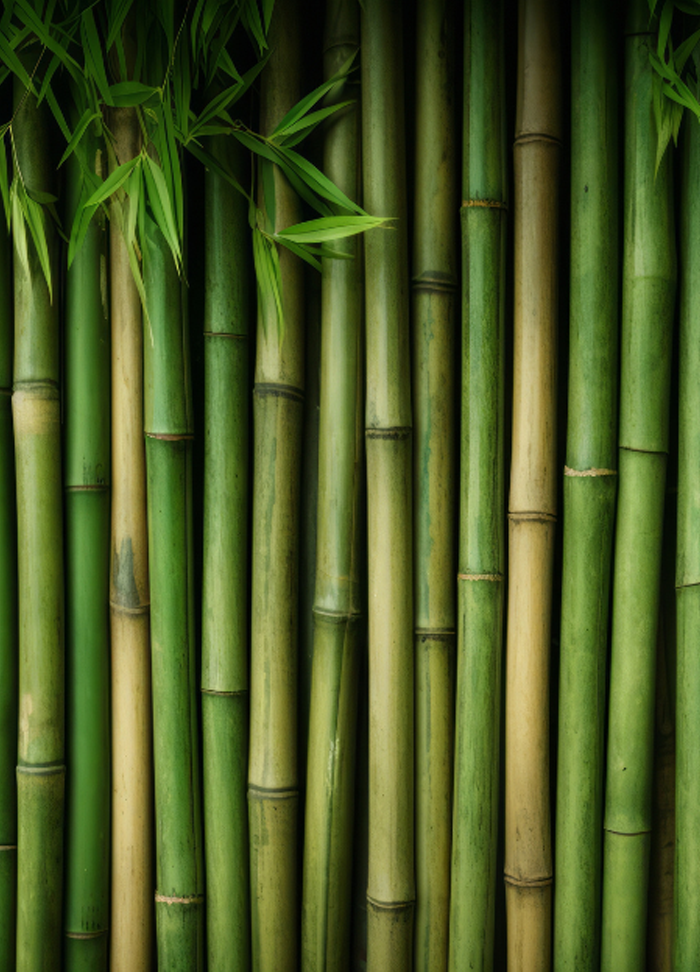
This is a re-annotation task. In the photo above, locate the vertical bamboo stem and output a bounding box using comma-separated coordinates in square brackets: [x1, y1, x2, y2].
[63, 125, 111, 971]
[412, 1, 458, 969]
[553, 2, 619, 968]
[505, 1, 561, 968]
[12, 75, 65, 972]
[449, 1, 506, 969]
[301, 1, 362, 967]
[248, 2, 304, 968]
[109, 107, 154, 972]
[362, 1, 414, 967]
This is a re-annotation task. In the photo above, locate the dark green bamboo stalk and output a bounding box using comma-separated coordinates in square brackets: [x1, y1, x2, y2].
[412, 1, 457, 968]
[301, 1, 362, 967]
[12, 76, 65, 972]
[0, 171, 17, 972]
[144, 212, 203, 970]
[361, 1, 414, 967]
[674, 81, 700, 972]
[248, 2, 304, 968]
[553, 3, 618, 969]
[63, 126, 111, 972]
[449, 2, 505, 970]
[600, 2, 676, 966]
[201, 133, 251, 972]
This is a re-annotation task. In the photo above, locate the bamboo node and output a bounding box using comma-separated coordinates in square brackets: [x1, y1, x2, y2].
[411, 272, 459, 294]
[508, 511, 556, 523]
[155, 893, 204, 906]
[312, 606, 361, 624]
[458, 572, 503, 582]
[66, 483, 110, 492]
[366, 895, 416, 913]
[254, 381, 304, 403]
[203, 330, 247, 340]
[415, 628, 455, 643]
[564, 465, 617, 478]
[503, 872, 552, 889]
[201, 687, 247, 697]
[604, 827, 652, 837]
[145, 431, 194, 441]
[109, 600, 150, 616]
[514, 132, 562, 148]
[247, 783, 298, 801]
[365, 426, 411, 441]
[462, 198, 508, 210]
[66, 930, 107, 940]
[12, 379, 59, 396]
[16, 763, 65, 777]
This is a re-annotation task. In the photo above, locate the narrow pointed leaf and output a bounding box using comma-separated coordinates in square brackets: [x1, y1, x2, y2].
[275, 214, 386, 243]
[84, 155, 140, 208]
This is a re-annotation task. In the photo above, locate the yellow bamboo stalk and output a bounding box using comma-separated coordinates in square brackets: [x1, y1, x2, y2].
[109, 107, 154, 972]
[505, 1, 561, 969]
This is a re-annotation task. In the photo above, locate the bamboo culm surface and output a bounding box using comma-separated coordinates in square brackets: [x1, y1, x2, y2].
[554, 1, 619, 969]
[600, 2, 676, 967]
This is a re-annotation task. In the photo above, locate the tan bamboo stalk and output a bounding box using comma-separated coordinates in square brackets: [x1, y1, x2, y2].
[362, 0, 414, 967]
[109, 107, 154, 972]
[505, 1, 561, 968]
[412, 0, 457, 968]
[248, 1, 304, 968]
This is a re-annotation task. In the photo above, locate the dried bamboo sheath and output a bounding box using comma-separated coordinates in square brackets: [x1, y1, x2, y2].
[248, 2, 304, 968]
[301, 0, 362, 968]
[506, 1, 560, 969]
[12, 79, 65, 972]
[554, 2, 618, 969]
[109, 108, 154, 972]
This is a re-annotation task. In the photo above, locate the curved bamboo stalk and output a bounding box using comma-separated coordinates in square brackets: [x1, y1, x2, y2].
[201, 132, 251, 971]
[361, 1, 414, 967]
[553, 2, 618, 968]
[248, 2, 304, 968]
[301, 1, 362, 967]
[449, 2, 506, 969]
[63, 124, 111, 971]
[412, 1, 458, 968]
[0, 173, 17, 972]
[505, 1, 561, 968]
[600, 3, 676, 967]
[109, 107, 154, 972]
[12, 74, 65, 972]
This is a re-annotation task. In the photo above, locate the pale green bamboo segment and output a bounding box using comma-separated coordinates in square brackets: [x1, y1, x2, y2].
[63, 135, 111, 972]
[412, 2, 457, 968]
[674, 82, 700, 972]
[12, 75, 65, 972]
[362, 0, 414, 966]
[601, 6, 675, 967]
[201, 132, 250, 972]
[248, 2, 304, 969]
[554, 3, 618, 969]
[0, 202, 17, 972]
[302, 0, 363, 967]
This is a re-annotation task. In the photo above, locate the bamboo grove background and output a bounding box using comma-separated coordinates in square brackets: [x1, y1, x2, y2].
[2, 0, 700, 969]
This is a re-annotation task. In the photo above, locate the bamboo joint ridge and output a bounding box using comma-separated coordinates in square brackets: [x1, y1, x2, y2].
[365, 427, 411, 440]
[254, 381, 304, 403]
[462, 198, 508, 210]
[155, 893, 204, 906]
[564, 465, 617, 477]
[458, 572, 503, 582]
[366, 895, 416, 913]
[503, 873, 552, 888]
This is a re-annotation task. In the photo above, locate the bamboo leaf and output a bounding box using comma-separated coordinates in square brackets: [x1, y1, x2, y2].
[58, 108, 101, 167]
[0, 34, 34, 91]
[275, 236, 322, 271]
[274, 145, 366, 214]
[675, 28, 700, 73]
[11, 182, 28, 273]
[185, 140, 251, 201]
[84, 154, 141, 208]
[273, 100, 355, 144]
[44, 85, 71, 142]
[23, 193, 52, 298]
[67, 200, 97, 267]
[110, 81, 160, 107]
[261, 157, 276, 233]
[241, 0, 267, 53]
[0, 138, 10, 224]
[105, 0, 137, 51]
[262, 0, 274, 31]
[270, 49, 357, 139]
[143, 154, 181, 268]
[275, 214, 387, 243]
[81, 8, 113, 106]
[658, 0, 673, 57]
[252, 227, 283, 336]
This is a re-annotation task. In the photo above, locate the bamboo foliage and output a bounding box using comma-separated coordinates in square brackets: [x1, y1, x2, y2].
[361, 0, 414, 967]
[505, 1, 561, 968]
[554, 2, 619, 969]
[450, 1, 506, 969]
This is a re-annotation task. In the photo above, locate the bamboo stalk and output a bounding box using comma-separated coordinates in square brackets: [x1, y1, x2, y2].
[143, 211, 203, 970]
[412, 1, 458, 969]
[553, 2, 619, 968]
[301, 1, 362, 967]
[63, 123, 111, 971]
[12, 74, 65, 972]
[505, 1, 561, 968]
[600, 2, 676, 966]
[201, 133, 251, 972]
[361, 1, 414, 967]
[0, 167, 17, 972]
[248, 2, 304, 967]
[109, 107, 154, 972]
[449, 1, 506, 969]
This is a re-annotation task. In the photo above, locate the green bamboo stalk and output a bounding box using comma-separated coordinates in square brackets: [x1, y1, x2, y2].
[301, 1, 362, 967]
[12, 75, 65, 972]
[0, 162, 17, 972]
[361, 1, 414, 967]
[449, 1, 505, 969]
[248, 2, 304, 968]
[600, 2, 676, 966]
[143, 211, 203, 970]
[201, 132, 251, 972]
[674, 77, 700, 972]
[108, 107, 154, 972]
[505, 1, 561, 967]
[412, 1, 457, 969]
[63, 124, 111, 972]
[553, 2, 618, 969]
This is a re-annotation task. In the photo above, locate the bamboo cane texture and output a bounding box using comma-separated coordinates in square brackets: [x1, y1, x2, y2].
[109, 107, 154, 972]
[12, 77, 65, 972]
